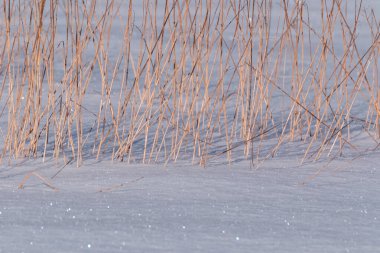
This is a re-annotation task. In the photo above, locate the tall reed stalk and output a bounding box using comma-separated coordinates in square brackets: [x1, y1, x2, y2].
[0, 0, 378, 166]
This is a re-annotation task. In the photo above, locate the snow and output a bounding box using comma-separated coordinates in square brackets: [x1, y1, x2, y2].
[0, 156, 379, 252]
[0, 0, 379, 252]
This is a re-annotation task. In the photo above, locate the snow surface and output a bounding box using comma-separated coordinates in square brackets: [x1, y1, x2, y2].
[0, 0, 379, 252]
[0, 155, 379, 253]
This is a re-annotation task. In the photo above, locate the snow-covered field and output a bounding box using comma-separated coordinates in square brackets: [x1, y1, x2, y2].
[0, 155, 379, 252]
[0, 0, 379, 252]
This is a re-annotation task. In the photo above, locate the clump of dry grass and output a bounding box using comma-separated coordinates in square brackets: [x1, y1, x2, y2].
[0, 0, 379, 166]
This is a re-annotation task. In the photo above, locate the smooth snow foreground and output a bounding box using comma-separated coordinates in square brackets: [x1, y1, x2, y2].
[0, 156, 379, 253]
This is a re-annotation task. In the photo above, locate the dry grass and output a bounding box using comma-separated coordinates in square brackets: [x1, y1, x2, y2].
[0, 0, 379, 166]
